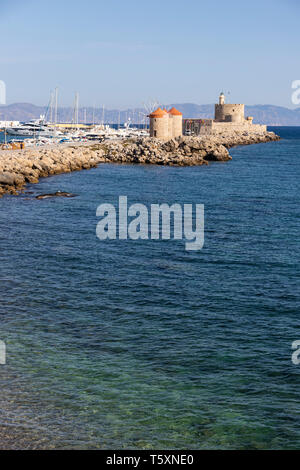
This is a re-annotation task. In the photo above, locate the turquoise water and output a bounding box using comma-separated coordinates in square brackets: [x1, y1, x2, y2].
[0, 127, 299, 449]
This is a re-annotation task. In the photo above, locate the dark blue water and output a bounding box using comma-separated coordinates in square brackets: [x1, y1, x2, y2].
[0, 127, 299, 449]
[0, 134, 31, 143]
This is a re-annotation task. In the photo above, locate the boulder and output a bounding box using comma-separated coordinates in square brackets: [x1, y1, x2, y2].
[0, 172, 17, 186]
[36, 191, 78, 200]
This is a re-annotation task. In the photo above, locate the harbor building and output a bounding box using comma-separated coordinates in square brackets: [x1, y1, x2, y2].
[148, 107, 183, 140]
[183, 93, 266, 136]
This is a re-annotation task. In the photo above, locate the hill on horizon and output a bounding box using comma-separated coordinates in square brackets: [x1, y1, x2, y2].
[1, 102, 300, 126]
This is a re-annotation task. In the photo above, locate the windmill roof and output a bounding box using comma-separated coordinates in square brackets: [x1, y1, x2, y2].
[148, 107, 166, 118]
[168, 107, 182, 116]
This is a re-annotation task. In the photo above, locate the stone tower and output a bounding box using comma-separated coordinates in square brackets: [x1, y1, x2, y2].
[148, 108, 169, 140]
[149, 107, 182, 140]
[168, 107, 183, 138]
[215, 93, 245, 123]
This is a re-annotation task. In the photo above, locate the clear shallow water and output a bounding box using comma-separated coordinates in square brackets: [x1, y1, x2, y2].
[0, 127, 299, 449]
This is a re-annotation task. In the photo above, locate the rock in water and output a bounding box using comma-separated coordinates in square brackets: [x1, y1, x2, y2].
[0, 172, 17, 186]
[36, 191, 78, 200]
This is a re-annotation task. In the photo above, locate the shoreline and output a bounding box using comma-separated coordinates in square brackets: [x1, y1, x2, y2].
[0, 131, 280, 197]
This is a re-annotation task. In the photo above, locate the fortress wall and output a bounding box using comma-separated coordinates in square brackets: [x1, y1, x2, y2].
[198, 122, 214, 135]
[211, 122, 267, 134]
[184, 119, 213, 136]
[185, 119, 267, 136]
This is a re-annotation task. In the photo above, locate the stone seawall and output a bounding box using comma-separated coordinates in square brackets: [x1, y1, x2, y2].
[0, 131, 280, 197]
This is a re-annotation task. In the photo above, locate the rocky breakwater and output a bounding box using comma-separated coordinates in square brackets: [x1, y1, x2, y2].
[0, 145, 105, 197]
[0, 130, 279, 197]
[100, 135, 231, 166]
[207, 129, 280, 149]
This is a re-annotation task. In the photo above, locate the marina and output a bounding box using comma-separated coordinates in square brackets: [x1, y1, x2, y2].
[0, 120, 150, 149]
[0, 89, 150, 149]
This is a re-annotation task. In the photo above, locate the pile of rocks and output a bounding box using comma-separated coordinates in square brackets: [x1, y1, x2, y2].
[0, 131, 280, 197]
[206, 130, 281, 149]
[0, 146, 104, 196]
[98, 136, 231, 166]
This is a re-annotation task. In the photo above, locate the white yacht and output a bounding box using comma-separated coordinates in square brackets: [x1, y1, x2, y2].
[5, 115, 62, 137]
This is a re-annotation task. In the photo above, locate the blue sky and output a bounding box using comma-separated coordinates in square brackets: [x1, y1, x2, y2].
[0, 0, 299, 108]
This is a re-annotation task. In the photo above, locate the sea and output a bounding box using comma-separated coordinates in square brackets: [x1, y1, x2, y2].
[0, 127, 299, 449]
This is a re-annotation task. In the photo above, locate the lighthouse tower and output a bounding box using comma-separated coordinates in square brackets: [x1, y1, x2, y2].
[215, 92, 245, 123]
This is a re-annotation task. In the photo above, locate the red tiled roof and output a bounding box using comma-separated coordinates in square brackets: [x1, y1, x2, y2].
[168, 107, 182, 116]
[148, 107, 166, 118]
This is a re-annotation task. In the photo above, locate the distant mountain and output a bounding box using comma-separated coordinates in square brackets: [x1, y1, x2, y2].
[0, 103, 47, 122]
[170, 104, 300, 126]
[1, 102, 300, 126]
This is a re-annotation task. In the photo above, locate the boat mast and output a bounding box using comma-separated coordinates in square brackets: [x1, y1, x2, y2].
[102, 104, 105, 127]
[49, 90, 54, 124]
[54, 87, 58, 127]
[74, 92, 79, 129]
